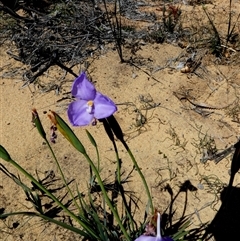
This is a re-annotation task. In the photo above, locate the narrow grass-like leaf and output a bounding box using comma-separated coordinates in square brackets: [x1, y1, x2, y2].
[77, 190, 103, 240]
[88, 191, 108, 240]
[86, 130, 100, 171]
[86, 130, 97, 147]
[172, 220, 191, 240]
[121, 140, 154, 214]
[82, 153, 131, 241]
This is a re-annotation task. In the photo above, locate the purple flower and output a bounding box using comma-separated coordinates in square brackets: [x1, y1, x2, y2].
[67, 72, 117, 126]
[135, 213, 174, 241]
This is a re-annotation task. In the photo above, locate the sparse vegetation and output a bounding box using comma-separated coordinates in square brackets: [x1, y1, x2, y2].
[1, 0, 240, 240]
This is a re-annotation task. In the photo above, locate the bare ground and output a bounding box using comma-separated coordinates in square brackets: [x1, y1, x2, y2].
[1, 0, 240, 240]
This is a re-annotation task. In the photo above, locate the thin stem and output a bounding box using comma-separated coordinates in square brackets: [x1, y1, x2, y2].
[96, 144, 100, 171]
[112, 142, 136, 232]
[157, 213, 162, 238]
[45, 139, 81, 214]
[226, 0, 232, 45]
[114, 0, 124, 62]
[112, 142, 136, 231]
[102, 118, 135, 231]
[83, 153, 131, 241]
[102, 0, 124, 62]
[121, 141, 154, 214]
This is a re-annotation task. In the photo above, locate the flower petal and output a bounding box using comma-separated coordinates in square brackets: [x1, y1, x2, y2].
[93, 92, 117, 119]
[67, 100, 94, 126]
[162, 237, 173, 241]
[135, 235, 161, 241]
[71, 72, 96, 100]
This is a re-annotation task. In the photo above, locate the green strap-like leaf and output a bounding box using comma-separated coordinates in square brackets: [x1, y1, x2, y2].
[0, 145, 11, 162]
[32, 109, 46, 140]
[86, 130, 97, 147]
[51, 111, 86, 154]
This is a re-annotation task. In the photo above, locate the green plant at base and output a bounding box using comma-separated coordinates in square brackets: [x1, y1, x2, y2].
[0, 110, 200, 240]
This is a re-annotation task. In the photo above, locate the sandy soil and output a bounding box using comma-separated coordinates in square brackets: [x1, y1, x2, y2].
[1, 1, 240, 240]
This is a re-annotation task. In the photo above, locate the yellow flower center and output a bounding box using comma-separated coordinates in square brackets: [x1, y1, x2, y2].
[86, 100, 94, 114]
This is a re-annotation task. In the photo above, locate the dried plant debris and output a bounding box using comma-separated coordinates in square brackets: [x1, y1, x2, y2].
[120, 0, 156, 22]
[186, 0, 213, 5]
[199, 174, 226, 211]
[0, 0, 154, 86]
[148, 4, 185, 44]
[1, 0, 110, 84]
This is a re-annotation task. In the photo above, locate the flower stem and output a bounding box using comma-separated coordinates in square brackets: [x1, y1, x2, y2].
[121, 140, 154, 214]
[45, 139, 82, 214]
[157, 212, 162, 238]
[83, 152, 131, 241]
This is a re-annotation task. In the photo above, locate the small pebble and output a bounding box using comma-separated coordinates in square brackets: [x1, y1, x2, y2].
[197, 183, 204, 190]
